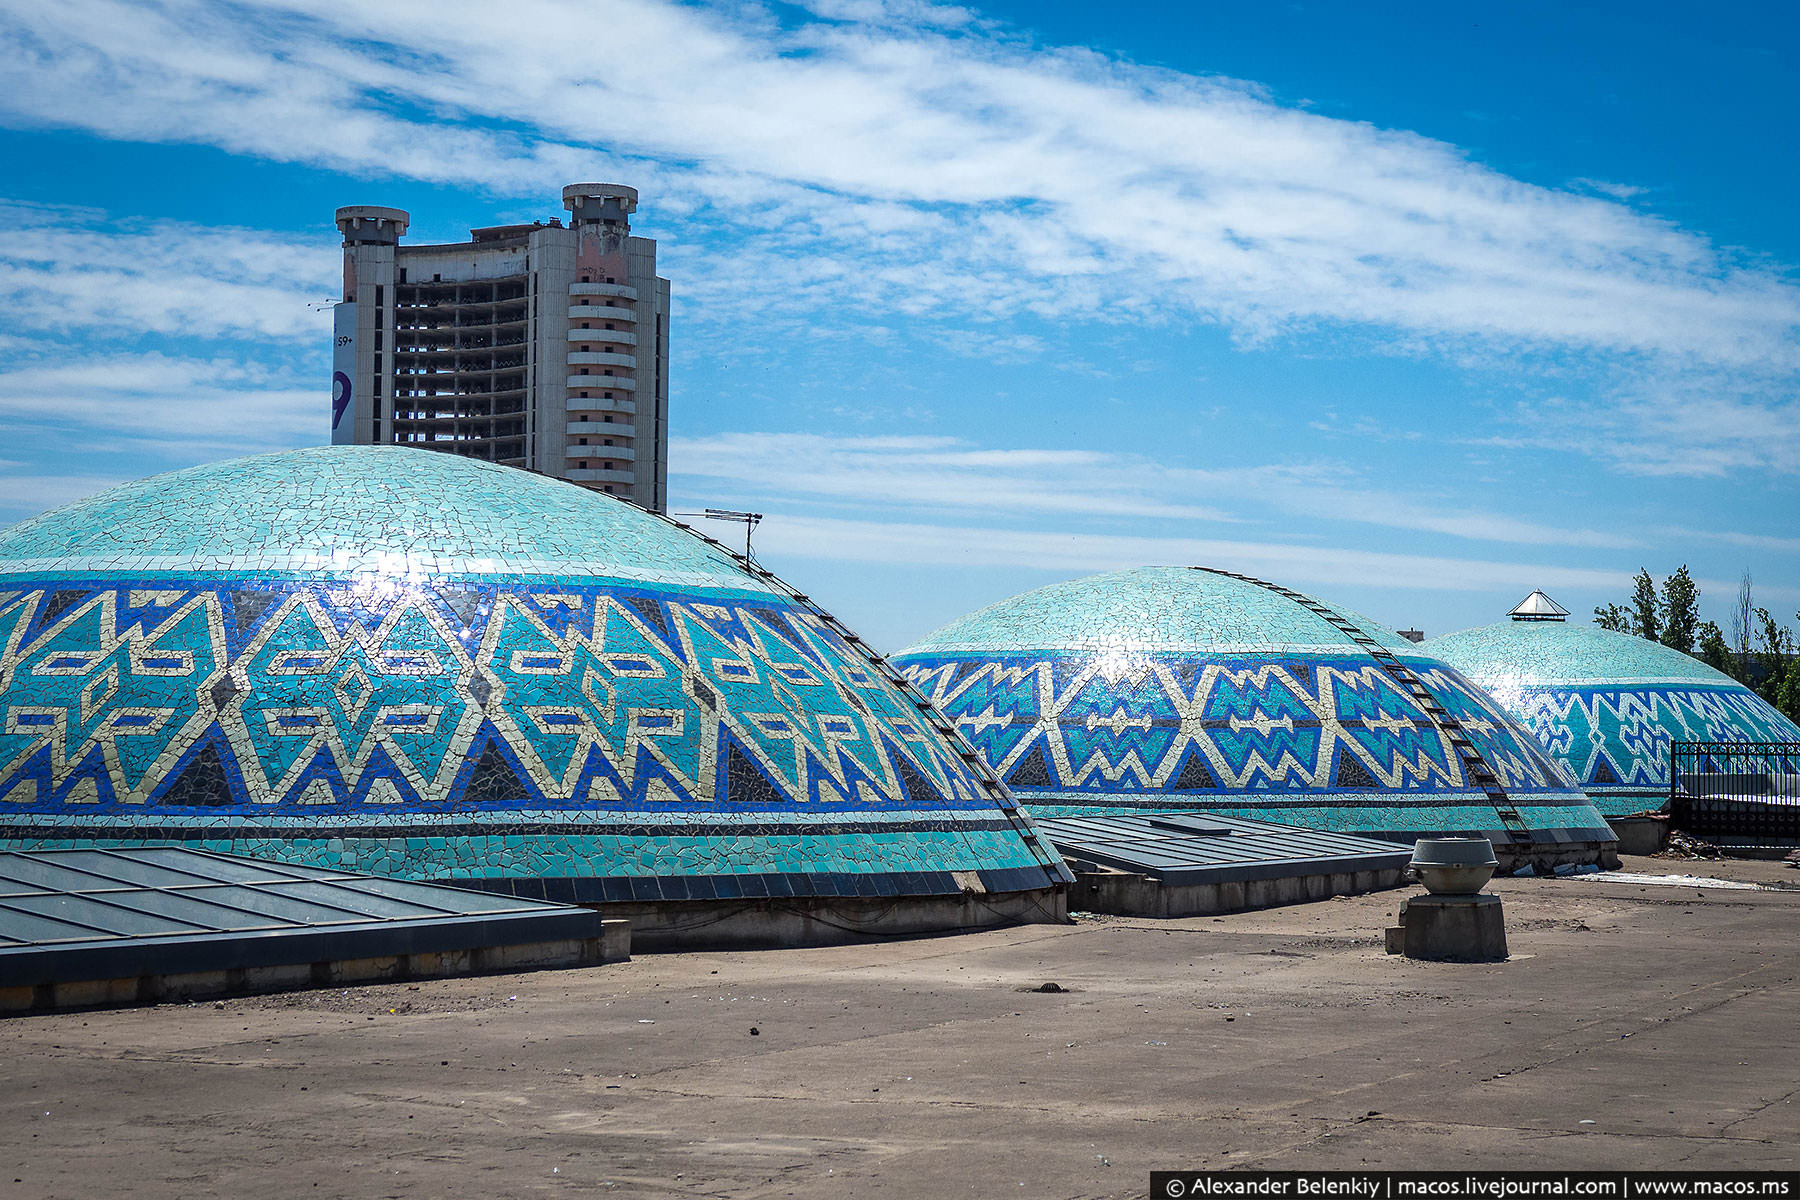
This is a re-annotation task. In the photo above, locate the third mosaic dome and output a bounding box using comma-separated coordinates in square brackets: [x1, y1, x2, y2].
[0, 448, 1067, 928]
[1428, 611, 1800, 817]
[893, 567, 1615, 864]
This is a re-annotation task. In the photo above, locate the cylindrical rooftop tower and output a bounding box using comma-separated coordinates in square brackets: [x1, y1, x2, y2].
[563, 184, 638, 229]
[334, 205, 410, 244]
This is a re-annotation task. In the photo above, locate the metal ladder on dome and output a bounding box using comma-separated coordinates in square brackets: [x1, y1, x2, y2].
[1190, 567, 1536, 852]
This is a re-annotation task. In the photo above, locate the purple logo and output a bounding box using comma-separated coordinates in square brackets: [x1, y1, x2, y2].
[331, 371, 352, 429]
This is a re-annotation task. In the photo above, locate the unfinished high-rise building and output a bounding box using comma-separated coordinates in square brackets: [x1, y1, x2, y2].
[332, 184, 670, 511]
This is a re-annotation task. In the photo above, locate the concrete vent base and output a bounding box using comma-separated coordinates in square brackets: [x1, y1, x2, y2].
[1386, 894, 1507, 962]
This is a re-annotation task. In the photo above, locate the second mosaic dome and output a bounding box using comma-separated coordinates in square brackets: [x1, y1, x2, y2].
[893, 567, 1614, 860]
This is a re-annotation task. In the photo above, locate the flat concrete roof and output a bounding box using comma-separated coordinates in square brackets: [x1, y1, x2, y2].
[4, 854, 1798, 1193]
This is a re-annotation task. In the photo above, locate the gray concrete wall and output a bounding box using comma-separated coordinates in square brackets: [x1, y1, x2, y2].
[529, 225, 577, 474]
[624, 234, 668, 512]
[0, 921, 630, 1015]
[1608, 816, 1670, 856]
[396, 244, 529, 283]
[342, 240, 395, 444]
[603, 889, 1069, 951]
[1070, 866, 1406, 918]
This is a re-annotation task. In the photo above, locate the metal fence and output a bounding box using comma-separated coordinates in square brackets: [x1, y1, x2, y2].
[1670, 741, 1800, 841]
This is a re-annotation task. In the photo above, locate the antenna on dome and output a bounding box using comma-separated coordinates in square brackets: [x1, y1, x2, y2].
[1508, 590, 1569, 622]
[675, 508, 763, 562]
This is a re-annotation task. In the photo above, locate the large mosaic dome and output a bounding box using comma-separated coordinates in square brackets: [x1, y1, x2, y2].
[0, 448, 1068, 909]
[892, 567, 1614, 859]
[1428, 617, 1800, 817]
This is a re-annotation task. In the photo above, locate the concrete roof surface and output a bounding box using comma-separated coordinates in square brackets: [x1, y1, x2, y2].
[5, 854, 1799, 1195]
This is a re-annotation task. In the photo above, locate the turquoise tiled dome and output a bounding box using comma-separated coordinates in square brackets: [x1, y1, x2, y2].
[0, 447, 1067, 904]
[1428, 619, 1800, 816]
[894, 567, 1613, 852]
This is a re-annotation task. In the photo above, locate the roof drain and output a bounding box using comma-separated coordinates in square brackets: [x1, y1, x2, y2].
[1188, 567, 1535, 852]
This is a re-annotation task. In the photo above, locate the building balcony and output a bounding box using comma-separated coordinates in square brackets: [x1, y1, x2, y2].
[568, 303, 636, 322]
[570, 282, 638, 301]
[566, 351, 636, 369]
[566, 328, 637, 346]
[567, 419, 636, 437]
[566, 395, 636, 416]
[566, 374, 636, 391]
[565, 443, 635, 461]
[565, 467, 637, 484]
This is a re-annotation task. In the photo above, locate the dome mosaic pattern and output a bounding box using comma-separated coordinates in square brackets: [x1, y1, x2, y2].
[893, 568, 1613, 847]
[1428, 620, 1800, 817]
[0, 448, 1068, 902]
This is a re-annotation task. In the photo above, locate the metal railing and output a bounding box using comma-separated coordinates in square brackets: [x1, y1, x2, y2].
[1670, 741, 1800, 840]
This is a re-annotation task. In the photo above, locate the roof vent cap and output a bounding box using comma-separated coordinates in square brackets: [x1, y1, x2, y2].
[1508, 590, 1569, 622]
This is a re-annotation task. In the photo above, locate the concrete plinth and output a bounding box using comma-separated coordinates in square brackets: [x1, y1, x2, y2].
[1387, 894, 1507, 962]
[1608, 815, 1671, 856]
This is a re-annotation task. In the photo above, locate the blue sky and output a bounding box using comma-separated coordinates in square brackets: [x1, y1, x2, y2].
[0, 0, 1795, 652]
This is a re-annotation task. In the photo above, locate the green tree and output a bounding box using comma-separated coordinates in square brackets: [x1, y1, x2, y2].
[1755, 608, 1800, 723]
[1658, 565, 1700, 654]
[1594, 603, 1631, 633]
[1697, 620, 1732, 673]
[1630, 569, 1660, 642]
[1781, 670, 1800, 725]
[1594, 569, 1788, 699]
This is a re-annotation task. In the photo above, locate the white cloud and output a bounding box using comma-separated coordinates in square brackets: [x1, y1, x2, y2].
[1478, 377, 1800, 478]
[0, 202, 336, 341]
[675, 431, 1243, 522]
[0, 1, 1795, 478]
[1570, 178, 1650, 202]
[748, 512, 1639, 596]
[0, 353, 322, 450]
[1, 0, 1795, 373]
[1665, 527, 1800, 555]
[0, 470, 136, 511]
[794, 0, 978, 28]
[672, 431, 1641, 549]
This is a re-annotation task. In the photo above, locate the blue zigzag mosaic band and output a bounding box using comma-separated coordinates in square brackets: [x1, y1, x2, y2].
[1509, 683, 1800, 800]
[897, 652, 1586, 803]
[0, 577, 1007, 814]
[0, 578, 1072, 892]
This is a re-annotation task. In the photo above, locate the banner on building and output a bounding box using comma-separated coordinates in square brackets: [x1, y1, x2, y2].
[331, 302, 356, 444]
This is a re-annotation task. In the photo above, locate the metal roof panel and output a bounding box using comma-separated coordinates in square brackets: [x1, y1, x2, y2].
[1035, 811, 1412, 886]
